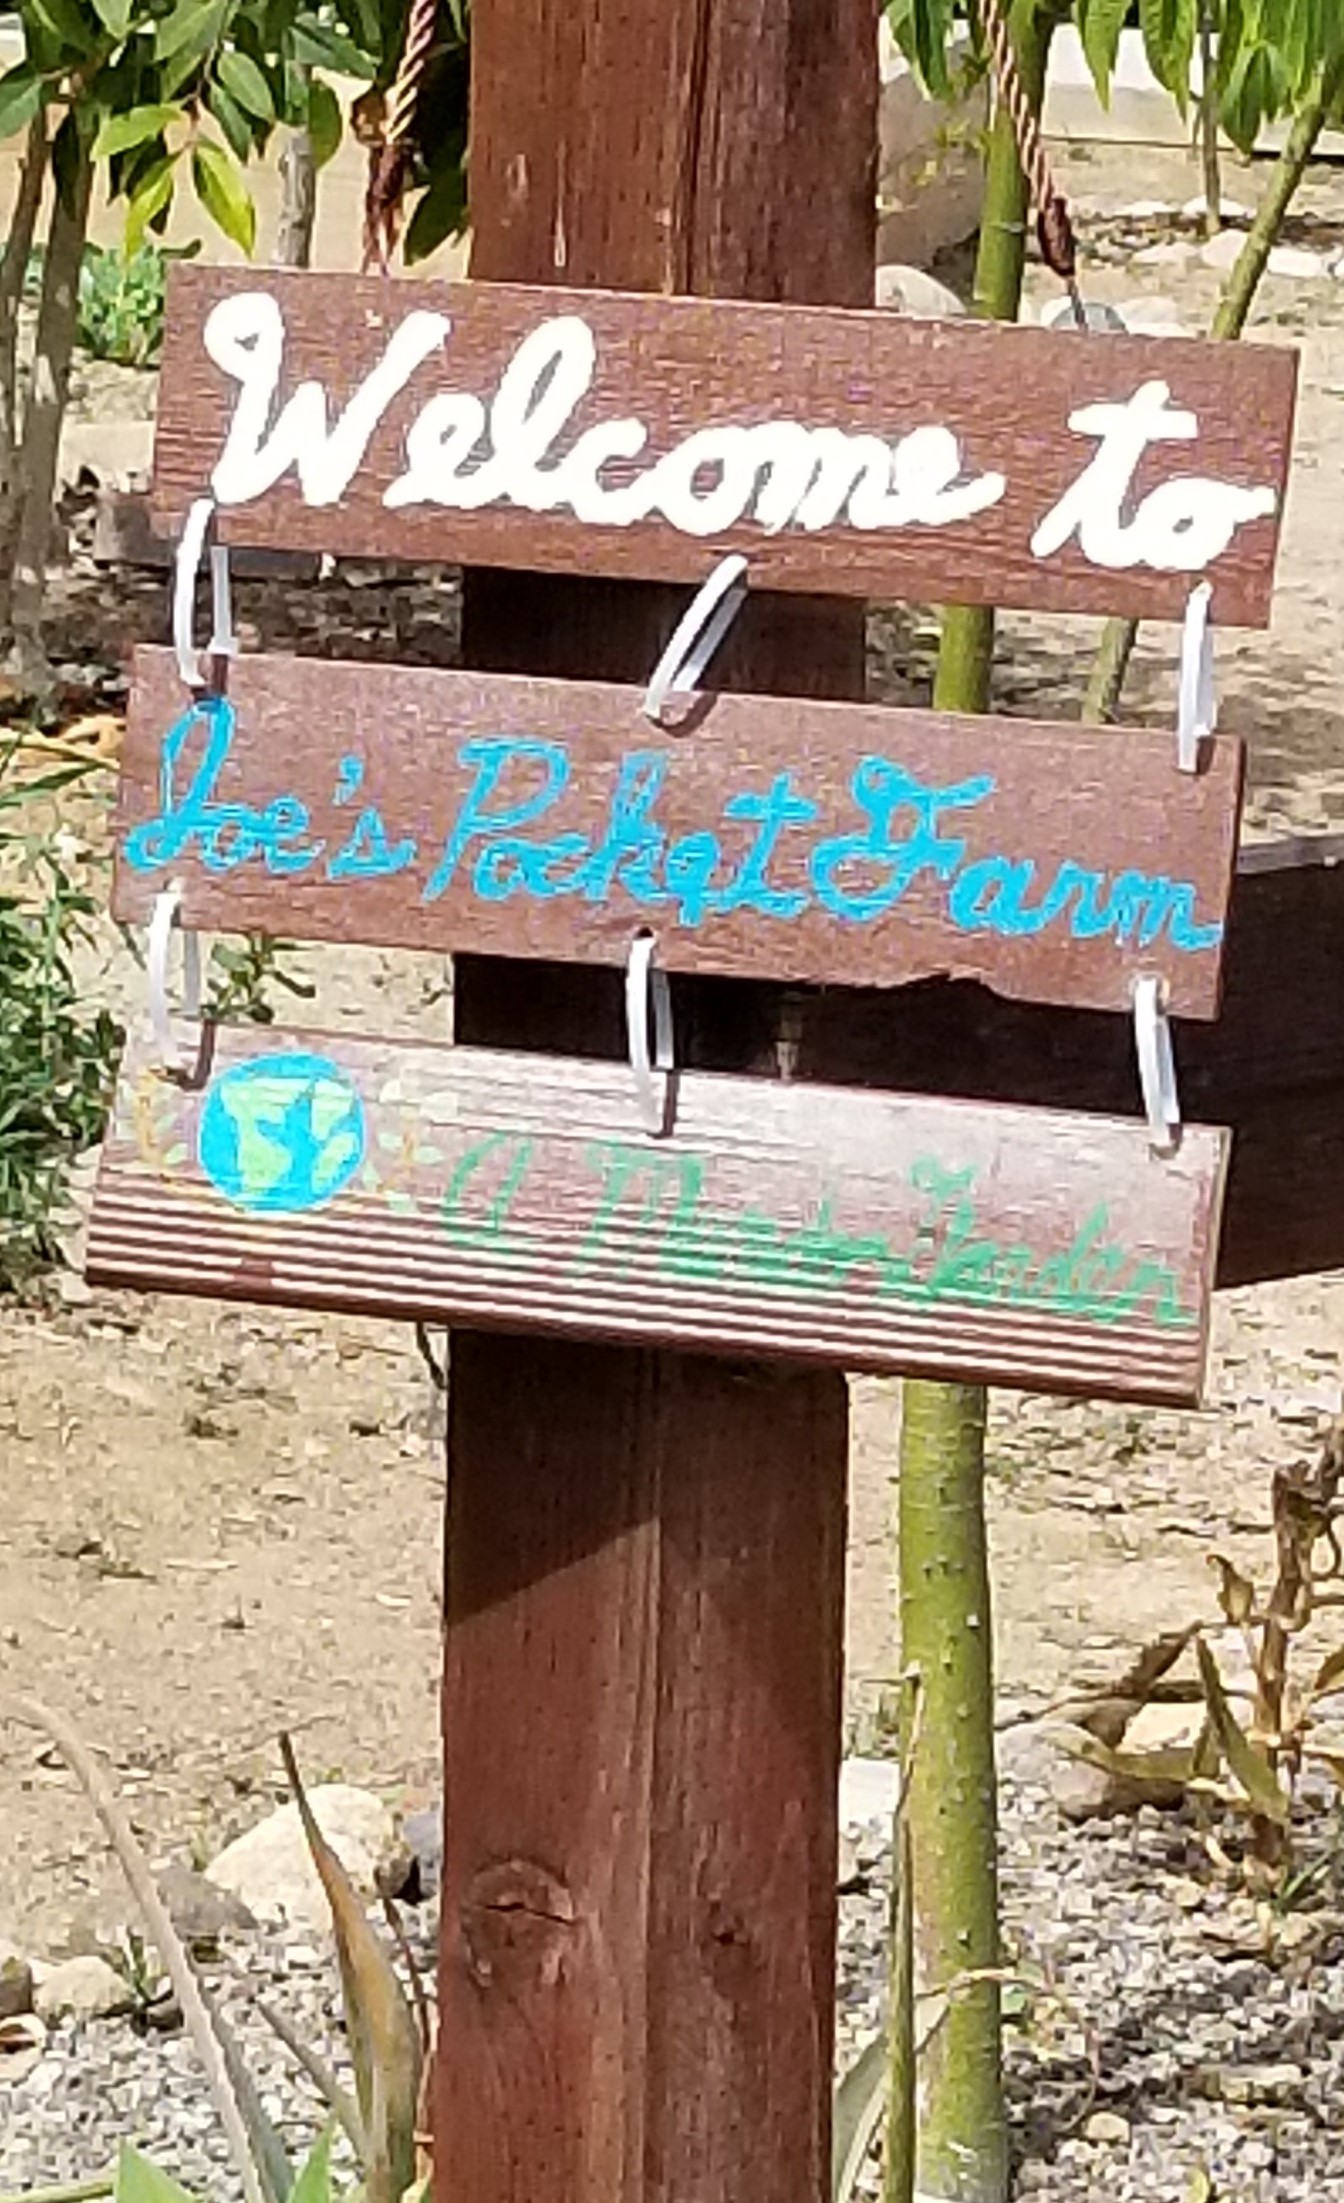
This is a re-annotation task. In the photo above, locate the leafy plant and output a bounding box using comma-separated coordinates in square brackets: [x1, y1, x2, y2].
[1054, 1420, 1344, 1905]
[0, 743, 122, 1289]
[0, 1695, 427, 2203]
[206, 934, 316, 1025]
[77, 240, 197, 370]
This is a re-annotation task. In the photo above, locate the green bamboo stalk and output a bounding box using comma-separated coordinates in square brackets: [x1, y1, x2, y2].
[1082, 53, 1344, 726]
[897, 17, 1053, 2197]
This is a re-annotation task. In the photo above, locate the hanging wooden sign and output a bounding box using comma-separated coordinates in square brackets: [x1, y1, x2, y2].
[151, 265, 1296, 623]
[86, 1022, 1228, 1406]
[115, 647, 1243, 1018]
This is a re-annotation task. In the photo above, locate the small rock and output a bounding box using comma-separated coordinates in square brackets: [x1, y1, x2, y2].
[1182, 194, 1253, 223]
[874, 264, 964, 318]
[1201, 229, 1247, 273]
[1267, 244, 1327, 280]
[1216, 2059, 1304, 2105]
[1084, 2110, 1132, 2146]
[0, 1942, 34, 2020]
[1039, 295, 1128, 334]
[205, 1785, 397, 1934]
[157, 1863, 257, 1953]
[34, 1955, 133, 2023]
[1119, 198, 1177, 219]
[1132, 241, 1199, 270]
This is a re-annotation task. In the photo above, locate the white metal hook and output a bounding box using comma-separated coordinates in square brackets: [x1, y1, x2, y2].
[625, 930, 675, 1136]
[147, 882, 202, 1071]
[1133, 975, 1181, 1155]
[1177, 581, 1216, 774]
[642, 554, 748, 726]
[173, 495, 236, 691]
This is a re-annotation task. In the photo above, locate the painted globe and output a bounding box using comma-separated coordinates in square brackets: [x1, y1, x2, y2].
[197, 1052, 366, 1214]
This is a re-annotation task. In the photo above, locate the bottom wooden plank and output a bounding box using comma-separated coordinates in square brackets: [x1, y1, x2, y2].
[86, 1022, 1229, 1406]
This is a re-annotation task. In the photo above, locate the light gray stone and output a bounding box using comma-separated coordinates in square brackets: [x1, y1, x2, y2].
[1132, 241, 1198, 270]
[873, 263, 964, 319]
[205, 1785, 397, 1934]
[34, 1955, 132, 2024]
[1084, 2110, 1132, 2146]
[1038, 294, 1129, 334]
[157, 1863, 257, 1950]
[1267, 244, 1328, 281]
[1201, 228, 1247, 273]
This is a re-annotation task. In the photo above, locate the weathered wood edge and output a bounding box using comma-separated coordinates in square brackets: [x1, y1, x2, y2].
[85, 1024, 1229, 1407]
[112, 644, 1245, 1020]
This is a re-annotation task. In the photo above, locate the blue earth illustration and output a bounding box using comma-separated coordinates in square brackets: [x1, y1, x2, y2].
[197, 1052, 366, 1214]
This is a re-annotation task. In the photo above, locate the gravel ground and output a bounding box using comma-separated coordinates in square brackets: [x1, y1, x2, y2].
[4, 1774, 1343, 2202]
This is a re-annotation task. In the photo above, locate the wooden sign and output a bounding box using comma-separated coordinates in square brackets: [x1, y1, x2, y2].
[86, 1022, 1229, 1406]
[151, 265, 1297, 624]
[115, 647, 1243, 1018]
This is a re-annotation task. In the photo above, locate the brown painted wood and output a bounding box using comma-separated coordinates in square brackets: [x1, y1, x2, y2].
[151, 261, 1296, 625]
[787, 835, 1344, 1291]
[115, 645, 1244, 1018]
[446, 5, 871, 2198]
[86, 1022, 1227, 1407]
[441, 8, 864, 2201]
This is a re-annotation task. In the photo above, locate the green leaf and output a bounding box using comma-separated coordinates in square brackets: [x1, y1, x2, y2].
[308, 75, 341, 168]
[1078, 0, 1132, 106]
[1195, 1636, 1290, 1824]
[124, 154, 178, 253]
[90, 0, 133, 37]
[0, 67, 42, 141]
[291, 19, 376, 76]
[205, 75, 255, 160]
[25, 0, 91, 57]
[288, 2125, 334, 2203]
[404, 157, 467, 264]
[831, 2035, 887, 2203]
[1139, 0, 1198, 113]
[155, 0, 223, 64]
[92, 103, 182, 159]
[217, 46, 275, 122]
[191, 139, 256, 254]
[114, 2145, 198, 2203]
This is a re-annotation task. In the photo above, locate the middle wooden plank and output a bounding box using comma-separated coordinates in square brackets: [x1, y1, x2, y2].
[116, 647, 1243, 1018]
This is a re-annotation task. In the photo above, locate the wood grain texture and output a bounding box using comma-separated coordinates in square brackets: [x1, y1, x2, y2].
[442, 9, 866, 2202]
[151, 262, 1296, 625]
[423, 836, 1344, 1292]
[85, 1023, 1227, 1408]
[115, 645, 1244, 1017]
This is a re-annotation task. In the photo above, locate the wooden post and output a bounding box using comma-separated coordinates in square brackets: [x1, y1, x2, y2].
[437, 4, 875, 2199]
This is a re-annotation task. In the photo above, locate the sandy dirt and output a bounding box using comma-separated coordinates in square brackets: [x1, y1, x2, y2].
[2, 140, 1343, 1956]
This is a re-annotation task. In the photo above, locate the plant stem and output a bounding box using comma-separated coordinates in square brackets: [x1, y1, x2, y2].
[1082, 56, 1344, 725]
[1199, 1, 1221, 237]
[0, 110, 48, 632]
[897, 21, 1052, 2199]
[277, 124, 316, 267]
[5, 138, 93, 695]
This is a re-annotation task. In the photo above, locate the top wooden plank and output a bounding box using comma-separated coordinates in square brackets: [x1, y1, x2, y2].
[151, 266, 1298, 626]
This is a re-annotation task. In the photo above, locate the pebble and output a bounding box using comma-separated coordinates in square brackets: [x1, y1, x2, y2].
[33, 1955, 132, 2023]
[205, 1785, 397, 1934]
[873, 263, 964, 318]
